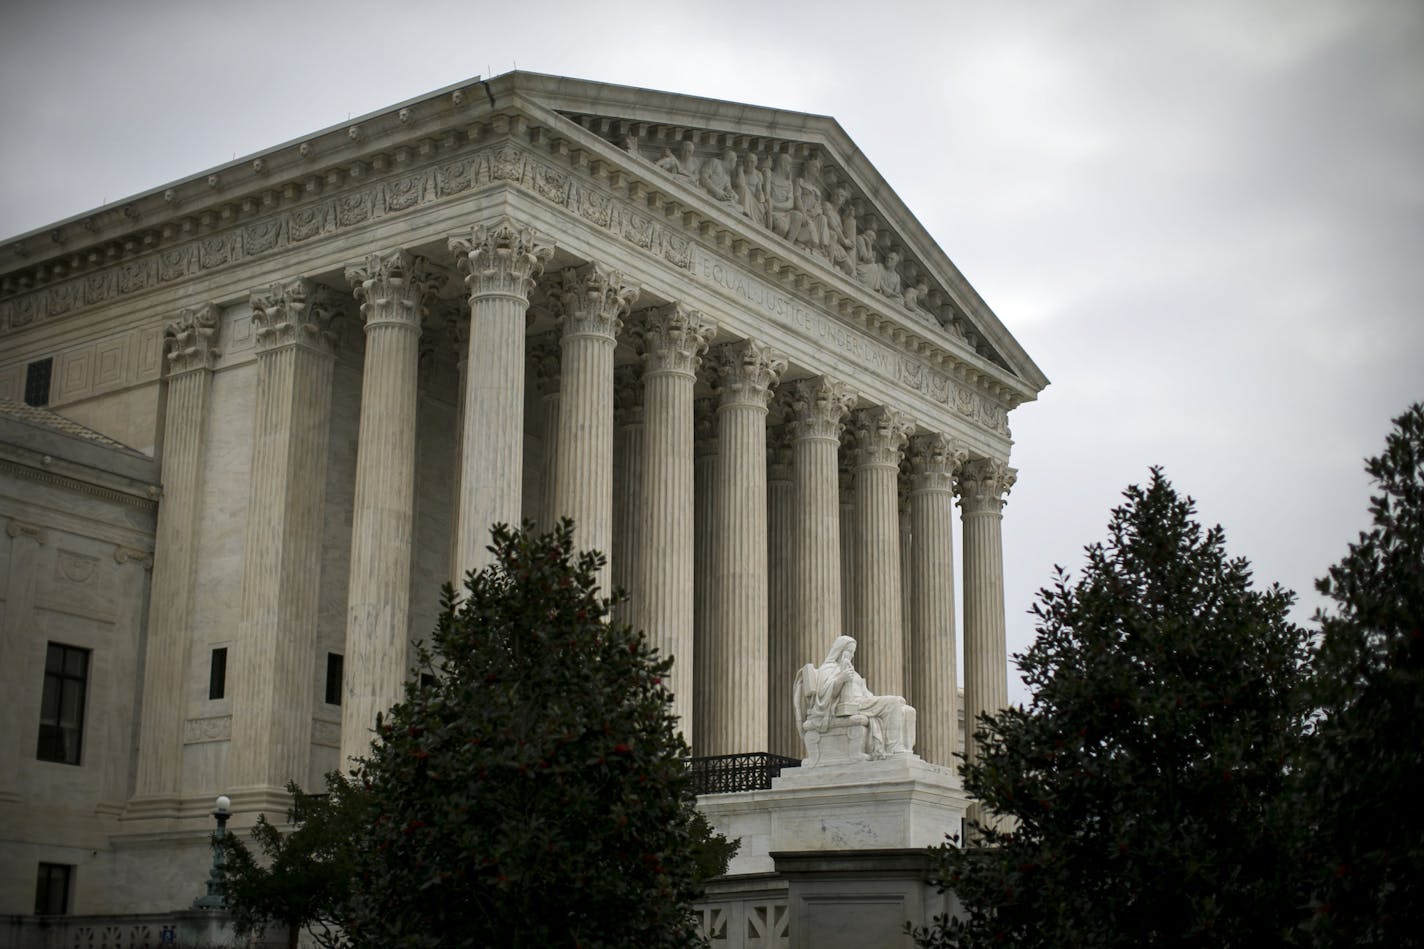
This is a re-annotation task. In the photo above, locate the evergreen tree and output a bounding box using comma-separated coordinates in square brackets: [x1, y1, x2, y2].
[341, 521, 723, 948]
[1301, 404, 1424, 946]
[915, 470, 1312, 948]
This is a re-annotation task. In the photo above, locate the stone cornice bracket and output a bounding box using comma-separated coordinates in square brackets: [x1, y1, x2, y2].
[163, 303, 222, 376]
[848, 406, 915, 469]
[955, 458, 1017, 513]
[709, 339, 787, 409]
[249, 277, 341, 355]
[908, 433, 969, 494]
[344, 249, 445, 331]
[787, 376, 857, 441]
[552, 263, 639, 341]
[114, 545, 155, 570]
[447, 217, 553, 304]
[632, 303, 716, 378]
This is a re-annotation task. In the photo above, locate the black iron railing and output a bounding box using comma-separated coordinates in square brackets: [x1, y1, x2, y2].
[689, 752, 801, 795]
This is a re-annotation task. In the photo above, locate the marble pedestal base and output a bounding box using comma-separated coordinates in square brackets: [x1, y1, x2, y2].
[698, 755, 969, 876]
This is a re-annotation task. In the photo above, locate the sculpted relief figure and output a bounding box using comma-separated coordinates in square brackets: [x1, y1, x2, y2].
[794, 635, 916, 766]
[789, 156, 830, 256]
[656, 140, 700, 180]
[826, 184, 857, 277]
[734, 153, 768, 225]
[767, 153, 796, 240]
[699, 148, 738, 203]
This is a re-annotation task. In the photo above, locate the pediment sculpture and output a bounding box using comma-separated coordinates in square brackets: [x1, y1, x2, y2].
[793, 635, 916, 767]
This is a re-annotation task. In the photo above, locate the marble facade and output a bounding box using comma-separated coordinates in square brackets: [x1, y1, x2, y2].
[0, 72, 1046, 919]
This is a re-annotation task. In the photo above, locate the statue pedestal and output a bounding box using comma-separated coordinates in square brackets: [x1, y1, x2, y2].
[698, 755, 968, 875]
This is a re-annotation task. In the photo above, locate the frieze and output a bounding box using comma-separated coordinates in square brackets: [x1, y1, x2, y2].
[182, 715, 231, 744]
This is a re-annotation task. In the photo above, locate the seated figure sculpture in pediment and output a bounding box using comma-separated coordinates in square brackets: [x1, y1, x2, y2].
[794, 635, 916, 767]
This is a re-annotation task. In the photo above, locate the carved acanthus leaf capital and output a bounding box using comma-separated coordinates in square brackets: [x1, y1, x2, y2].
[710, 339, 786, 409]
[614, 363, 644, 421]
[344, 249, 444, 331]
[909, 433, 970, 494]
[249, 278, 340, 355]
[788, 377, 857, 442]
[768, 424, 794, 482]
[848, 406, 915, 469]
[632, 303, 716, 378]
[447, 217, 553, 303]
[527, 332, 561, 397]
[553, 263, 639, 340]
[164, 303, 222, 375]
[694, 396, 719, 457]
[956, 458, 1017, 513]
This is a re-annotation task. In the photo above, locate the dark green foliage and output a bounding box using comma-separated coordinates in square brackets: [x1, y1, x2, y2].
[341, 520, 723, 948]
[915, 469, 1312, 948]
[219, 773, 367, 949]
[1301, 404, 1424, 946]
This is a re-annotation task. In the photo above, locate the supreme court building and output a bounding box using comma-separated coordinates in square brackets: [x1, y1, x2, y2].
[0, 72, 1047, 931]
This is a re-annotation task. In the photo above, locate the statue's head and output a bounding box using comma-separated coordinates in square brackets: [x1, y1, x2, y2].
[825, 635, 857, 666]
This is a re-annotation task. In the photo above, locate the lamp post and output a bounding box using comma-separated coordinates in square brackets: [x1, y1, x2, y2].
[192, 794, 231, 909]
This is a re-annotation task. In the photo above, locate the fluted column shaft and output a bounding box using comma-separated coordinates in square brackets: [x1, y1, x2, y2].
[767, 424, 796, 757]
[958, 459, 1016, 771]
[849, 407, 914, 696]
[339, 251, 439, 764]
[552, 264, 638, 595]
[612, 364, 644, 626]
[528, 334, 561, 532]
[909, 434, 968, 769]
[707, 340, 786, 755]
[692, 398, 719, 755]
[632, 305, 715, 744]
[899, 477, 914, 696]
[448, 219, 551, 580]
[838, 454, 857, 641]
[228, 280, 337, 800]
[131, 305, 220, 806]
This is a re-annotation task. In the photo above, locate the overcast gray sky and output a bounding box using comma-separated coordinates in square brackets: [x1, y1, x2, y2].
[4, 0, 1419, 702]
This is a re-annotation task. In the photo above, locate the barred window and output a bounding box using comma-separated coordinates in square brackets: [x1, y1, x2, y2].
[37, 643, 88, 765]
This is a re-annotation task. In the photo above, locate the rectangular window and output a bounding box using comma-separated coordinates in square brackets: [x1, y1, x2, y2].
[324, 653, 343, 706]
[24, 358, 53, 408]
[208, 647, 227, 700]
[37, 643, 88, 765]
[35, 862, 72, 915]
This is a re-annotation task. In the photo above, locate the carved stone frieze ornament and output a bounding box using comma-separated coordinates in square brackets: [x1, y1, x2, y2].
[709, 339, 787, 409]
[343, 249, 445, 330]
[553, 262, 639, 339]
[632, 303, 716, 378]
[955, 458, 1017, 513]
[163, 303, 222, 375]
[908, 433, 969, 494]
[447, 216, 553, 303]
[248, 277, 341, 354]
[848, 405, 915, 469]
[787, 376, 857, 441]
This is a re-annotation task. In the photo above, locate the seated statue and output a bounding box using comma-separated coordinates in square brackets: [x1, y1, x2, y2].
[793, 635, 916, 766]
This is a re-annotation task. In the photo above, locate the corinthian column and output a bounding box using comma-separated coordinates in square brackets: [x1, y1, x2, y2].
[848, 406, 914, 697]
[707, 340, 786, 755]
[908, 433, 968, 769]
[839, 452, 857, 641]
[631, 305, 716, 743]
[785, 378, 855, 736]
[338, 250, 441, 765]
[612, 363, 644, 626]
[957, 458, 1016, 773]
[692, 397, 718, 755]
[447, 218, 552, 580]
[130, 304, 221, 813]
[551, 263, 638, 594]
[227, 279, 339, 808]
[766, 422, 796, 757]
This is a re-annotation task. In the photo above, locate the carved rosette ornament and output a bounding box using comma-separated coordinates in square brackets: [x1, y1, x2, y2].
[249, 278, 340, 354]
[710, 339, 787, 409]
[787, 377, 857, 441]
[632, 303, 716, 378]
[344, 249, 444, 330]
[447, 217, 552, 303]
[553, 263, 639, 340]
[908, 433, 969, 494]
[955, 458, 1017, 513]
[164, 303, 222, 375]
[848, 406, 915, 469]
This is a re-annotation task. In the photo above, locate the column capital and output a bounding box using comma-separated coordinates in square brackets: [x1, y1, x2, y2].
[838, 446, 856, 505]
[787, 376, 857, 441]
[848, 406, 914, 469]
[447, 217, 553, 303]
[768, 424, 794, 483]
[956, 458, 1017, 513]
[710, 339, 786, 409]
[164, 303, 222, 375]
[632, 303, 717, 378]
[249, 278, 340, 355]
[614, 363, 645, 424]
[528, 332, 561, 397]
[344, 249, 445, 332]
[908, 433, 970, 494]
[695, 396, 719, 458]
[553, 262, 639, 340]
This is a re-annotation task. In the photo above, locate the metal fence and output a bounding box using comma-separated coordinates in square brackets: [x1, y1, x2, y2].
[689, 752, 801, 794]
